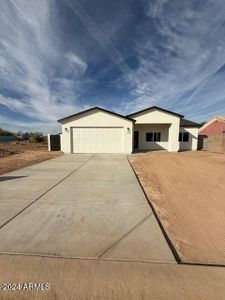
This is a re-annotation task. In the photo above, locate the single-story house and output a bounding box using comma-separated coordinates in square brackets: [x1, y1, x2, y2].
[57, 106, 200, 154]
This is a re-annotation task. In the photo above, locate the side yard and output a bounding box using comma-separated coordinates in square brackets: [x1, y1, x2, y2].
[129, 151, 225, 265]
[0, 142, 62, 175]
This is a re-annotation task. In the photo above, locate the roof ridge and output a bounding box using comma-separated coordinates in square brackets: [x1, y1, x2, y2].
[57, 106, 135, 123]
[127, 106, 184, 118]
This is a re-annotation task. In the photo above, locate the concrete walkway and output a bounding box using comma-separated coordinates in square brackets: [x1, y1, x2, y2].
[0, 154, 174, 263]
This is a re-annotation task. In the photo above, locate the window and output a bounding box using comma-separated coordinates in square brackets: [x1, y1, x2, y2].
[146, 132, 153, 142]
[179, 132, 182, 142]
[154, 132, 161, 142]
[146, 132, 161, 142]
[179, 132, 189, 142]
[183, 132, 189, 142]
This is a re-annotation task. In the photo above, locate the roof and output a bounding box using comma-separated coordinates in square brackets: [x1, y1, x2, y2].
[127, 106, 184, 118]
[199, 116, 225, 132]
[57, 107, 135, 123]
[180, 118, 201, 128]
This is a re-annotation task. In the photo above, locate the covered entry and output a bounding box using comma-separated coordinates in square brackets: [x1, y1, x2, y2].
[133, 124, 170, 151]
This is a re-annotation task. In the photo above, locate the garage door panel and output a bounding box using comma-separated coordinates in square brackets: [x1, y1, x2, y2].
[72, 127, 123, 153]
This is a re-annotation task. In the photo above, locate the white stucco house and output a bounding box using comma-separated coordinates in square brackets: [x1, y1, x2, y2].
[57, 106, 200, 154]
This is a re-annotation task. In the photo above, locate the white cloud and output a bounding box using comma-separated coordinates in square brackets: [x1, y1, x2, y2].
[0, 0, 88, 132]
[0, 112, 59, 134]
[119, 0, 225, 118]
[64, 0, 131, 74]
[65, 51, 88, 74]
[1, 0, 225, 129]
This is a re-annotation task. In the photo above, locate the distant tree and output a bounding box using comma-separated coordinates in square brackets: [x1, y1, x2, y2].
[0, 128, 14, 136]
[22, 132, 30, 140]
[29, 132, 45, 143]
[199, 121, 206, 127]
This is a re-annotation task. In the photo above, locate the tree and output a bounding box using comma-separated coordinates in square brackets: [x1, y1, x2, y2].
[22, 132, 30, 140]
[29, 132, 45, 143]
[0, 128, 14, 136]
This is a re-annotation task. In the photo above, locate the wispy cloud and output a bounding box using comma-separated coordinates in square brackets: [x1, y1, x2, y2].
[64, 0, 131, 75]
[0, 0, 225, 131]
[0, 0, 88, 132]
[119, 0, 225, 118]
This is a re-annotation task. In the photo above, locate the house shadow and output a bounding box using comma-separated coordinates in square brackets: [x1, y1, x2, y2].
[0, 176, 27, 182]
[133, 141, 169, 153]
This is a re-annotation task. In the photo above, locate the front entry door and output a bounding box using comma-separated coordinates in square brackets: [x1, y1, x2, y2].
[134, 131, 139, 149]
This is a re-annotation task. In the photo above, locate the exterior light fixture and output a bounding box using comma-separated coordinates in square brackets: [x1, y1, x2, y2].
[127, 127, 130, 133]
[65, 127, 69, 133]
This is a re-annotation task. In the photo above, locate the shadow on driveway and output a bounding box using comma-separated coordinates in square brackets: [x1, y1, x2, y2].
[0, 176, 27, 182]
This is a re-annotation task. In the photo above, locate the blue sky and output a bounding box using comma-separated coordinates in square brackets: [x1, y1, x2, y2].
[0, 0, 225, 133]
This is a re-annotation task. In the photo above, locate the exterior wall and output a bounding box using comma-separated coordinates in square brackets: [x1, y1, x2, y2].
[168, 121, 180, 152]
[132, 109, 180, 152]
[134, 124, 169, 150]
[202, 135, 225, 153]
[199, 120, 225, 136]
[60, 134, 62, 151]
[47, 134, 51, 151]
[60, 109, 133, 154]
[179, 127, 198, 151]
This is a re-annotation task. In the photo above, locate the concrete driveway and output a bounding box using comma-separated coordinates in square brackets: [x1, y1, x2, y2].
[0, 154, 174, 263]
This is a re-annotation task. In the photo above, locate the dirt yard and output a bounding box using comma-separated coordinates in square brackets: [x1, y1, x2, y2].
[0, 141, 62, 175]
[129, 151, 225, 265]
[1, 255, 225, 300]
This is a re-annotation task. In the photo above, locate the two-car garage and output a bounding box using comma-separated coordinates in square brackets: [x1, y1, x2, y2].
[71, 127, 124, 153]
[58, 107, 134, 154]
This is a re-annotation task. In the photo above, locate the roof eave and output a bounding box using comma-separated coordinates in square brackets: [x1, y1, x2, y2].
[57, 107, 135, 123]
[180, 125, 201, 128]
[127, 106, 184, 118]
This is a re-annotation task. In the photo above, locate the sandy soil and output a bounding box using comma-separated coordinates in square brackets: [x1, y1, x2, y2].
[0, 254, 225, 300]
[0, 142, 62, 175]
[129, 151, 225, 265]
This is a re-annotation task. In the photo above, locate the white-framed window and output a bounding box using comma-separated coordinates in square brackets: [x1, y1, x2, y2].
[179, 132, 189, 142]
[146, 132, 161, 142]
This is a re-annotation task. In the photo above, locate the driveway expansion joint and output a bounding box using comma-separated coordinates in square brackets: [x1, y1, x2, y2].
[0, 154, 175, 264]
[0, 155, 95, 231]
[98, 213, 152, 259]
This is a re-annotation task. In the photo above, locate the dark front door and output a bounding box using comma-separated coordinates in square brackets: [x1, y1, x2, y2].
[134, 131, 139, 149]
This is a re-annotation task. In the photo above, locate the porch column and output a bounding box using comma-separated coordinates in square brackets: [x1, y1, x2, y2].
[168, 121, 180, 152]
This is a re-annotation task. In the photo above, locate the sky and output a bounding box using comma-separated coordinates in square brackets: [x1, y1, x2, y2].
[0, 0, 225, 133]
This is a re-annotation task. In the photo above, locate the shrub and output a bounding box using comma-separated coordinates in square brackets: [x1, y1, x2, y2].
[22, 132, 30, 140]
[29, 132, 45, 143]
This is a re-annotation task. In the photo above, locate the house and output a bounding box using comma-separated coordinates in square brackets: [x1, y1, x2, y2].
[199, 116, 225, 137]
[57, 106, 200, 154]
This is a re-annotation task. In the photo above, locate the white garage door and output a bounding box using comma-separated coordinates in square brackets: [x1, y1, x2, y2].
[72, 127, 124, 153]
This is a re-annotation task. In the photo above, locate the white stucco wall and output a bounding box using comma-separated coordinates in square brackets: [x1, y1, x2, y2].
[47, 134, 51, 151]
[132, 109, 180, 152]
[134, 124, 169, 150]
[60, 109, 133, 154]
[179, 127, 198, 151]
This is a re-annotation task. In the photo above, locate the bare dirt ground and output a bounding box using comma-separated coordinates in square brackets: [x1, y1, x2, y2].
[129, 151, 225, 265]
[0, 142, 62, 175]
[0, 254, 225, 300]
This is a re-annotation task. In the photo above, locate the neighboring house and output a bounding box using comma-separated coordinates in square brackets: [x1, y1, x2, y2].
[199, 116, 225, 136]
[57, 106, 200, 154]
